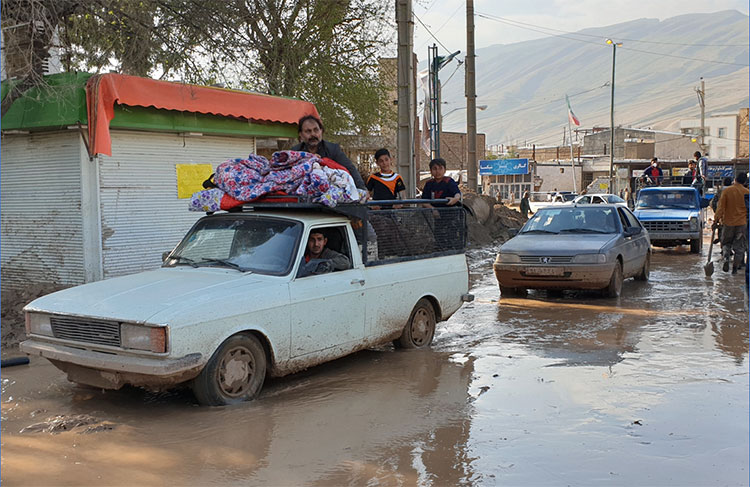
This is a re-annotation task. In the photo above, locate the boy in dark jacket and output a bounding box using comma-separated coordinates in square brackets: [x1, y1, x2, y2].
[421, 158, 461, 207]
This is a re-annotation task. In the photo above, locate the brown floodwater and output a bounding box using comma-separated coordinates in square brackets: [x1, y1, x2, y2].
[2, 243, 748, 486]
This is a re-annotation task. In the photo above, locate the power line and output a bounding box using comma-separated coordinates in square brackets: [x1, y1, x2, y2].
[413, 12, 451, 52]
[473, 82, 611, 116]
[475, 11, 749, 48]
[416, 3, 463, 51]
[475, 12, 749, 67]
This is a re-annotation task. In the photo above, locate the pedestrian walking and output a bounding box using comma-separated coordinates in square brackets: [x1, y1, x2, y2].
[519, 191, 533, 219]
[713, 172, 749, 274]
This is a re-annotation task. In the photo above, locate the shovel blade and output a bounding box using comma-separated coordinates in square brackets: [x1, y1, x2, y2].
[704, 261, 714, 277]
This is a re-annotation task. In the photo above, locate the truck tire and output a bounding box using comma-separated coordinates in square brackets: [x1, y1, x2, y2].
[603, 261, 623, 298]
[394, 298, 436, 349]
[192, 334, 266, 406]
[690, 236, 702, 254]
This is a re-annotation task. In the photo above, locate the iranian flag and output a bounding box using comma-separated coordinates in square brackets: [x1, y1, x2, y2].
[566, 94, 580, 126]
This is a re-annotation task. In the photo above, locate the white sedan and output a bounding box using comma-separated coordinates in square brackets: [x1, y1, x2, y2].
[572, 194, 627, 206]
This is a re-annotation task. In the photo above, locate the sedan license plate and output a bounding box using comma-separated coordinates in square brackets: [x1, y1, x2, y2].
[525, 266, 564, 276]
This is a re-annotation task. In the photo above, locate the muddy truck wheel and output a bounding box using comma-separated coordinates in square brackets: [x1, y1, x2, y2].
[394, 298, 436, 349]
[690, 236, 702, 254]
[192, 334, 267, 406]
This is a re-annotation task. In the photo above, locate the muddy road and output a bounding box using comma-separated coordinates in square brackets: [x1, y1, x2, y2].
[2, 245, 748, 486]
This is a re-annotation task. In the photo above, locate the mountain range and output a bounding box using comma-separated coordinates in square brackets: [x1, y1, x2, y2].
[438, 10, 749, 147]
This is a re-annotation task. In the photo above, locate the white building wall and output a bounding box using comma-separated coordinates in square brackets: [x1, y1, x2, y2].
[99, 131, 257, 279]
[0, 132, 86, 290]
[679, 114, 739, 159]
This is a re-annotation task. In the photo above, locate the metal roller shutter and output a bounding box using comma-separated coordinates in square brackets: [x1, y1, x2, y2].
[100, 131, 257, 278]
[0, 132, 85, 290]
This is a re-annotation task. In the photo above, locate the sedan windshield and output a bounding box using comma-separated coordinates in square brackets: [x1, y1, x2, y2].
[165, 217, 302, 275]
[521, 207, 618, 234]
[636, 191, 697, 209]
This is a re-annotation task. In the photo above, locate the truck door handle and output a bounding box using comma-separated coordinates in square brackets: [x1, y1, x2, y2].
[350, 279, 365, 286]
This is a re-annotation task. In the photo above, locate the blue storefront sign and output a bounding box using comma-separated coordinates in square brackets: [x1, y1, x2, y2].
[706, 165, 734, 179]
[479, 158, 529, 175]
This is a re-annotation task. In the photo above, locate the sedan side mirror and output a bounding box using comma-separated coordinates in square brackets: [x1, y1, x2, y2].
[624, 227, 642, 237]
[162, 251, 171, 262]
[508, 228, 519, 237]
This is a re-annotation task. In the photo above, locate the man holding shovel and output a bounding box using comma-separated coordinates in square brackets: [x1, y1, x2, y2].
[713, 172, 749, 275]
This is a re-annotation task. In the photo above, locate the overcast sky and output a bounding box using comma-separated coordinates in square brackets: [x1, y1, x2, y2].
[412, 0, 750, 55]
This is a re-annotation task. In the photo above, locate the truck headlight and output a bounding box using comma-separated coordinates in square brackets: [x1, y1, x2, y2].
[495, 253, 520, 263]
[573, 253, 607, 264]
[25, 312, 53, 337]
[121, 324, 167, 353]
[688, 217, 699, 231]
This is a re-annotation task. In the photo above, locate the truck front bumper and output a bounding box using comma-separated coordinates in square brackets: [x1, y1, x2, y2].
[21, 338, 204, 390]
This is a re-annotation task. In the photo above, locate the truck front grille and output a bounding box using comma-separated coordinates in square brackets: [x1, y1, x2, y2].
[642, 220, 684, 232]
[50, 316, 121, 347]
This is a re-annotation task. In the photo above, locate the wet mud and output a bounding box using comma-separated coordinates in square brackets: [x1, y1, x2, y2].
[2, 242, 748, 486]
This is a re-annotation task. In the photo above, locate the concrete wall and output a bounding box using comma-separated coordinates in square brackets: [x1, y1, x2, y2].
[654, 132, 701, 160]
[516, 145, 581, 162]
[416, 130, 486, 171]
[535, 163, 582, 193]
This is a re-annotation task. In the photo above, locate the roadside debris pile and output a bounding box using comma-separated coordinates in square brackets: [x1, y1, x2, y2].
[462, 192, 526, 247]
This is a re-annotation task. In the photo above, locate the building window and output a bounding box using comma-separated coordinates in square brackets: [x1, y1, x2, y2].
[718, 127, 727, 138]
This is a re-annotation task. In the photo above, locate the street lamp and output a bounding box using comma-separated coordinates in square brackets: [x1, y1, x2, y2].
[606, 38, 622, 193]
[443, 104, 487, 118]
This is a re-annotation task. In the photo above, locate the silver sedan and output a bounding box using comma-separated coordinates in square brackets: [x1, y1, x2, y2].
[493, 204, 651, 297]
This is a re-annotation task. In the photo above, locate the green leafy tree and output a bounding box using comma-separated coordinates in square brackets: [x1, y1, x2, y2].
[3, 0, 395, 136]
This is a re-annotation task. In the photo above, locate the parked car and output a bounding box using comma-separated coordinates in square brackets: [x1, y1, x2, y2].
[572, 193, 627, 206]
[493, 204, 650, 297]
[632, 186, 708, 253]
[21, 202, 472, 405]
[528, 191, 578, 213]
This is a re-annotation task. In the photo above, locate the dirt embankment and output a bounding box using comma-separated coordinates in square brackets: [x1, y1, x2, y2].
[462, 192, 526, 247]
[2, 284, 67, 354]
[1, 197, 524, 354]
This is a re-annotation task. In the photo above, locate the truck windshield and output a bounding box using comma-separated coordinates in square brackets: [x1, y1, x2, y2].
[165, 216, 302, 275]
[636, 191, 697, 209]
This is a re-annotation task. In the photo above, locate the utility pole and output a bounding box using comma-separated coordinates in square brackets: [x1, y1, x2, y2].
[606, 39, 621, 194]
[695, 78, 707, 155]
[428, 46, 460, 160]
[396, 0, 415, 197]
[465, 0, 478, 192]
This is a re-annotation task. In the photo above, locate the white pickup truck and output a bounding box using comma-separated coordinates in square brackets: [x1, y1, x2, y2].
[21, 201, 472, 405]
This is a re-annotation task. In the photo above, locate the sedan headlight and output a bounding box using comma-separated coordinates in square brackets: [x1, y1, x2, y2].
[496, 253, 520, 263]
[25, 312, 53, 337]
[121, 324, 167, 353]
[572, 253, 607, 264]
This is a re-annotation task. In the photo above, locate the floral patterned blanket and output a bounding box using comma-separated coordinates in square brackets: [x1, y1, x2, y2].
[189, 151, 367, 212]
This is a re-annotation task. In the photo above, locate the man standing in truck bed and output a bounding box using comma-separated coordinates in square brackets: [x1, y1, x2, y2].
[292, 115, 367, 190]
[713, 172, 749, 274]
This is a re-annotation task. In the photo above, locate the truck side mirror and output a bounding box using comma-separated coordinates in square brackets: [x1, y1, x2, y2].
[700, 198, 710, 208]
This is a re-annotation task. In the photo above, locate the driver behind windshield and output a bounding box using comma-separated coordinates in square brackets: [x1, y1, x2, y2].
[300, 230, 350, 275]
